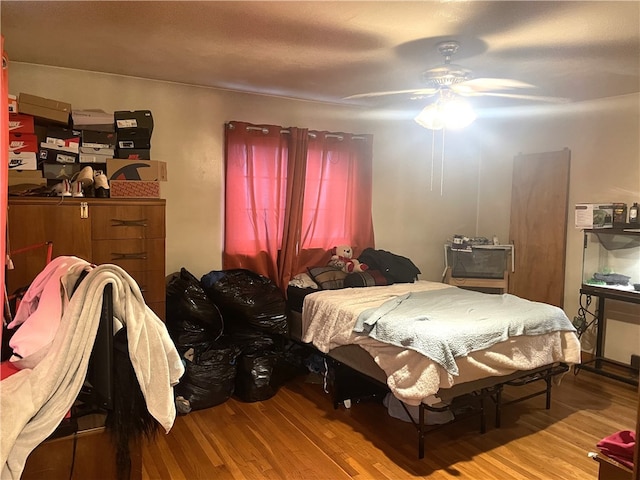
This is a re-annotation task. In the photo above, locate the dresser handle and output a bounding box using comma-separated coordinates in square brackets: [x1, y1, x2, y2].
[111, 219, 148, 227]
[111, 252, 147, 261]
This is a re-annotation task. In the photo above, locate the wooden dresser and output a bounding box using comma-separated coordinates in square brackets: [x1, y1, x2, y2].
[6, 197, 166, 320]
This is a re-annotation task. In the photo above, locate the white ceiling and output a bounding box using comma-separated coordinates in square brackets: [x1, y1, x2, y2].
[2, 1, 639, 112]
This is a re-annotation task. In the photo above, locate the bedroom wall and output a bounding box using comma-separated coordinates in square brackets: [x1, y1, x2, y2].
[475, 93, 640, 359]
[7, 63, 480, 283]
[9, 63, 638, 358]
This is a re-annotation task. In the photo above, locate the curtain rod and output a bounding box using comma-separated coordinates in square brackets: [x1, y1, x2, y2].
[230, 124, 366, 141]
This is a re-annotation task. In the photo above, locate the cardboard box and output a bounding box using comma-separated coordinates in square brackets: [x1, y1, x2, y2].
[575, 204, 614, 229]
[8, 94, 17, 114]
[8, 169, 45, 186]
[9, 133, 38, 154]
[8, 113, 35, 134]
[39, 147, 78, 164]
[107, 159, 167, 181]
[44, 128, 81, 153]
[79, 146, 114, 164]
[114, 110, 153, 134]
[43, 163, 83, 180]
[8, 153, 38, 170]
[72, 109, 114, 131]
[18, 93, 71, 125]
[82, 130, 116, 149]
[115, 110, 153, 148]
[9, 133, 39, 170]
[115, 148, 150, 160]
[110, 180, 160, 198]
[116, 131, 151, 149]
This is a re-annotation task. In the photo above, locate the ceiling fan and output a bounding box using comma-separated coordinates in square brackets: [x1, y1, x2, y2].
[345, 40, 568, 105]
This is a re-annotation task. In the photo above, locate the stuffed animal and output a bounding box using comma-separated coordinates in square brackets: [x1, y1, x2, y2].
[328, 245, 368, 273]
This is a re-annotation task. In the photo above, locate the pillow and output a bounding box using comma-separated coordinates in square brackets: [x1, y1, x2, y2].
[307, 266, 348, 290]
[288, 272, 319, 289]
[344, 270, 389, 288]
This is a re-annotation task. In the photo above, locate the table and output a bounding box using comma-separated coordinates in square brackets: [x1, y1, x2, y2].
[575, 285, 640, 386]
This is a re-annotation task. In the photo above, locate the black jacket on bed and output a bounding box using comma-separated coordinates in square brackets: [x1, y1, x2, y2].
[358, 248, 421, 284]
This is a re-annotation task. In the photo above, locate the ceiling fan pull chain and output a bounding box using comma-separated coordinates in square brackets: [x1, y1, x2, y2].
[430, 128, 435, 192]
[440, 128, 446, 196]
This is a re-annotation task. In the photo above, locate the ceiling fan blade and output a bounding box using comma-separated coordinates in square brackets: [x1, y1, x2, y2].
[344, 87, 438, 100]
[452, 77, 536, 94]
[463, 91, 570, 103]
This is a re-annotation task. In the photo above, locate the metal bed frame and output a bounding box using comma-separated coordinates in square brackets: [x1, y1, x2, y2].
[326, 353, 570, 459]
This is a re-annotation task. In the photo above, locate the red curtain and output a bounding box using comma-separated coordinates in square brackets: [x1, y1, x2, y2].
[223, 122, 289, 281]
[224, 121, 375, 290]
[298, 131, 374, 269]
[277, 127, 308, 289]
[1, 37, 8, 346]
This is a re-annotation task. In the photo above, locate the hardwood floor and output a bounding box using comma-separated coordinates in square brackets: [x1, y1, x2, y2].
[142, 367, 637, 479]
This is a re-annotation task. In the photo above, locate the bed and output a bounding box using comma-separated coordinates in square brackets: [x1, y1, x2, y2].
[287, 280, 581, 458]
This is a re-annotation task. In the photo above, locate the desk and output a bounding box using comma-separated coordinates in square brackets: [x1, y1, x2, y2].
[590, 452, 633, 480]
[575, 285, 640, 386]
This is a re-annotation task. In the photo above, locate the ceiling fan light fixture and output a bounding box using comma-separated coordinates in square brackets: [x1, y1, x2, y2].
[414, 103, 445, 130]
[414, 96, 476, 130]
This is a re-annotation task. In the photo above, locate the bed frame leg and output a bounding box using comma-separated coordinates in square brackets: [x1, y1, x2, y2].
[545, 374, 552, 409]
[495, 385, 503, 428]
[479, 391, 486, 434]
[418, 404, 425, 459]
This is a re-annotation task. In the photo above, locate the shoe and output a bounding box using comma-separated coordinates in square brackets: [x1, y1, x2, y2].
[71, 165, 94, 188]
[94, 171, 110, 198]
[71, 181, 83, 197]
[52, 179, 72, 197]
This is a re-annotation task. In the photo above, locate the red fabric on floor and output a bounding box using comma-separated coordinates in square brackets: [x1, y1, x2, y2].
[597, 429, 636, 469]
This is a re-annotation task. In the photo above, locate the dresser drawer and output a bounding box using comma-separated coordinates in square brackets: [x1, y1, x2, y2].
[91, 239, 165, 271]
[123, 269, 166, 304]
[146, 301, 166, 322]
[91, 205, 165, 240]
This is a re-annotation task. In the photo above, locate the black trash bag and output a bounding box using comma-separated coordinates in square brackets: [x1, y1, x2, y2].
[174, 339, 240, 411]
[201, 269, 288, 335]
[232, 332, 280, 402]
[165, 318, 211, 355]
[166, 268, 224, 350]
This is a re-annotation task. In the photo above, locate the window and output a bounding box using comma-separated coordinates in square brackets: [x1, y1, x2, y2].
[224, 122, 374, 289]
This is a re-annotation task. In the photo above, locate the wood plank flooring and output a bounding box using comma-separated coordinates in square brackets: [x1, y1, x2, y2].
[142, 367, 638, 479]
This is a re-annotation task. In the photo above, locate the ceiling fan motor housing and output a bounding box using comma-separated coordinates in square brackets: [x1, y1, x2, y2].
[421, 65, 473, 86]
[421, 41, 473, 87]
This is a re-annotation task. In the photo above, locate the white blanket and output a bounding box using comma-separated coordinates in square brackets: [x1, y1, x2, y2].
[354, 288, 577, 376]
[302, 281, 581, 406]
[1, 262, 184, 480]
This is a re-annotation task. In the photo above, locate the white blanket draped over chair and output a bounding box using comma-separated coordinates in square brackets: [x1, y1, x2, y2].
[0, 258, 184, 480]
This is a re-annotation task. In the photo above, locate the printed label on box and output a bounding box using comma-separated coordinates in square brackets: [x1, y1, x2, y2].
[575, 204, 614, 229]
[9, 134, 38, 153]
[39, 149, 77, 164]
[110, 180, 160, 198]
[116, 119, 138, 128]
[8, 114, 35, 134]
[8, 95, 17, 114]
[8, 153, 38, 170]
[107, 159, 167, 181]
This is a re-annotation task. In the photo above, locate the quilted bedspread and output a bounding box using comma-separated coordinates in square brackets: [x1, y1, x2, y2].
[302, 281, 581, 406]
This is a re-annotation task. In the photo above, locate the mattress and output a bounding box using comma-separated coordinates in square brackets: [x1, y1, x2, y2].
[292, 281, 582, 406]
